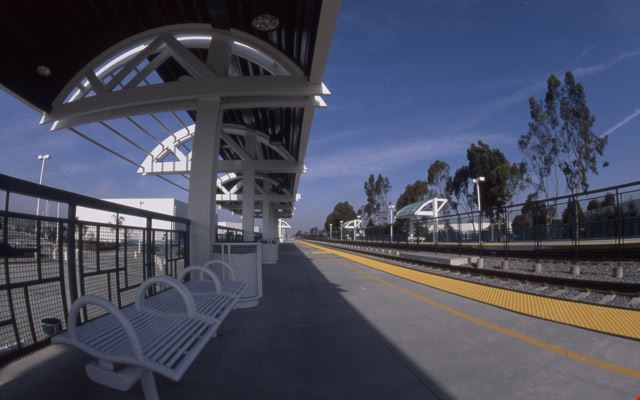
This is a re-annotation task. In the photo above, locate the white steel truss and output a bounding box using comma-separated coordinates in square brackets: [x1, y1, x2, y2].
[33, 1, 339, 258]
[216, 173, 291, 203]
[138, 123, 298, 176]
[43, 25, 328, 130]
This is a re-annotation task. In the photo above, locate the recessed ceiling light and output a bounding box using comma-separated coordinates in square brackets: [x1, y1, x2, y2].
[252, 14, 279, 32]
[36, 65, 51, 76]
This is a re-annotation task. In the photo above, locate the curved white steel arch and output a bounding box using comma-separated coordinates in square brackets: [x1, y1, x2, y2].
[217, 172, 289, 196]
[55, 24, 300, 106]
[43, 24, 328, 130]
[137, 123, 295, 176]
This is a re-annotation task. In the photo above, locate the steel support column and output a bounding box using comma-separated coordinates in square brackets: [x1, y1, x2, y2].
[242, 170, 256, 241]
[187, 97, 221, 264]
[262, 200, 272, 240]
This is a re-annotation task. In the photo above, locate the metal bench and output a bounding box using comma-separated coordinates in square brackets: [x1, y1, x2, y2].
[52, 288, 217, 400]
[141, 267, 246, 331]
[200, 259, 247, 299]
[52, 267, 247, 399]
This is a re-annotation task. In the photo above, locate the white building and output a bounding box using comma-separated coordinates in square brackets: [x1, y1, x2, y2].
[76, 198, 187, 230]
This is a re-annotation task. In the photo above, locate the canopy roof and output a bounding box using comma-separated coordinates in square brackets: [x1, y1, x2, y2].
[0, 0, 339, 219]
[395, 198, 448, 221]
[0, 0, 322, 112]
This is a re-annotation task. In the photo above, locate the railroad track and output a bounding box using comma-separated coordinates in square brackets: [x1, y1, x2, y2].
[309, 240, 640, 305]
[319, 239, 640, 261]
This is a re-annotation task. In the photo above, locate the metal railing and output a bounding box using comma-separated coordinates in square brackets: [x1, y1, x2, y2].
[0, 174, 189, 366]
[305, 180, 640, 262]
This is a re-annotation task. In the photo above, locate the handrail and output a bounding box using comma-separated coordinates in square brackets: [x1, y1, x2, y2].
[0, 173, 189, 224]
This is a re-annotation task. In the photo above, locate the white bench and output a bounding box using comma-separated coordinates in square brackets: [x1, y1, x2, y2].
[141, 267, 246, 332]
[53, 287, 217, 400]
[52, 267, 247, 400]
[200, 259, 247, 300]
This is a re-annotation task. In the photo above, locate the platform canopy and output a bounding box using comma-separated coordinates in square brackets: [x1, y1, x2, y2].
[0, 0, 337, 214]
[0, 0, 340, 260]
[395, 198, 448, 221]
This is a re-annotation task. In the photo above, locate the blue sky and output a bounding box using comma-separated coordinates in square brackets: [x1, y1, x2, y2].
[1, 0, 640, 232]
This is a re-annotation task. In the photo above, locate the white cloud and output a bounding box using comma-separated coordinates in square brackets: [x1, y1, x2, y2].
[601, 108, 640, 138]
[460, 47, 640, 130]
[305, 132, 513, 181]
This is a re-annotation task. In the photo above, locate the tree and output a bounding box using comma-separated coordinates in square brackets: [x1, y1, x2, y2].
[520, 71, 607, 197]
[427, 160, 450, 196]
[324, 201, 357, 232]
[309, 227, 319, 236]
[511, 194, 556, 239]
[449, 141, 526, 220]
[396, 180, 431, 210]
[363, 174, 392, 225]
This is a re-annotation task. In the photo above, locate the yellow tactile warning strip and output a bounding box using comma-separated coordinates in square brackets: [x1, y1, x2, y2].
[299, 241, 640, 341]
[299, 240, 640, 380]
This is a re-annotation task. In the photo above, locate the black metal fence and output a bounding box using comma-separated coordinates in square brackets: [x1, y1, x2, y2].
[307, 180, 640, 261]
[0, 174, 189, 366]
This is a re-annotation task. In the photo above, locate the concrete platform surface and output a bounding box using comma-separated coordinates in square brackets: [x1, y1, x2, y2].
[2, 242, 640, 399]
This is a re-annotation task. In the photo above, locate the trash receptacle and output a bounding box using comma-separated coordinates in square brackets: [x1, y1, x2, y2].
[41, 317, 62, 337]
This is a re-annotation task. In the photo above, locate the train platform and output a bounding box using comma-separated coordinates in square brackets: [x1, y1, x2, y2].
[2, 242, 640, 399]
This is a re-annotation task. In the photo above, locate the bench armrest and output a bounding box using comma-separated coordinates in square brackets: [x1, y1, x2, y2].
[135, 276, 197, 317]
[203, 259, 236, 281]
[68, 295, 144, 360]
[178, 266, 222, 294]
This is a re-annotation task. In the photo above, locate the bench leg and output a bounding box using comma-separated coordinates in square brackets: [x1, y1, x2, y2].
[140, 370, 160, 400]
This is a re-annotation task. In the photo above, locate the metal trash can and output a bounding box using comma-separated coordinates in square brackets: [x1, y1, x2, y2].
[41, 317, 62, 337]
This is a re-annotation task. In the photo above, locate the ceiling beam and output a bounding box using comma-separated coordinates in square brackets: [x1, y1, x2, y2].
[45, 76, 329, 128]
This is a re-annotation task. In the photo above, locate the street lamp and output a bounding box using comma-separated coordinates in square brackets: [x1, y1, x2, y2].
[36, 154, 51, 216]
[329, 223, 333, 239]
[472, 176, 485, 244]
[388, 202, 395, 242]
[340, 220, 344, 241]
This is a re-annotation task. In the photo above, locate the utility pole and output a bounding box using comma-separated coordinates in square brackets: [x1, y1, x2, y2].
[36, 154, 51, 216]
[472, 176, 485, 244]
[388, 202, 395, 242]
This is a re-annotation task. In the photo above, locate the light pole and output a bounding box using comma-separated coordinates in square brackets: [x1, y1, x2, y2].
[329, 223, 333, 239]
[388, 202, 395, 242]
[36, 154, 51, 216]
[472, 176, 485, 244]
[340, 220, 344, 241]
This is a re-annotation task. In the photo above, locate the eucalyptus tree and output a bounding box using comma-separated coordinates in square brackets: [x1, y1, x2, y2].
[427, 160, 450, 196]
[324, 201, 357, 232]
[520, 71, 607, 197]
[363, 174, 392, 225]
[448, 141, 527, 221]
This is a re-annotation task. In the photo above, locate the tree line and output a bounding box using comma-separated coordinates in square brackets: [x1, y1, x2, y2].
[301, 71, 617, 237]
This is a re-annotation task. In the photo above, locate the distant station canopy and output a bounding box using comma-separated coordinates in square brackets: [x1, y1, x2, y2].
[395, 198, 448, 221]
[0, 0, 340, 262]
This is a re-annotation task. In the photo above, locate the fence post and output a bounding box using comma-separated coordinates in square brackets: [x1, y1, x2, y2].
[145, 217, 154, 280]
[615, 189, 622, 265]
[457, 212, 461, 256]
[534, 201, 540, 262]
[503, 207, 509, 262]
[66, 204, 78, 304]
[185, 221, 191, 268]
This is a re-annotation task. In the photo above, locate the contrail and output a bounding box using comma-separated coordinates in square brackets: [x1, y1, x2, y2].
[601, 108, 640, 138]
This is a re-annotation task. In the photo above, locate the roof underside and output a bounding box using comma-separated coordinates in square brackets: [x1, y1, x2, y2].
[0, 0, 335, 220]
[0, 0, 322, 112]
[395, 200, 425, 220]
